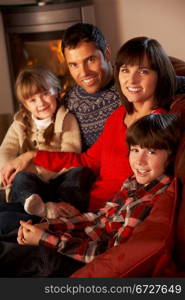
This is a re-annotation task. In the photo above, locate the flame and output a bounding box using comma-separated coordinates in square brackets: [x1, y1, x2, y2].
[49, 40, 64, 64]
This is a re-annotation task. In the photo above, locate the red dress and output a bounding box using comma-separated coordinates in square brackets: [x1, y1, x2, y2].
[34, 106, 165, 210]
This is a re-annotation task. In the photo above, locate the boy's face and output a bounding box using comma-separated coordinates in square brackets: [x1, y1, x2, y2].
[64, 41, 112, 94]
[129, 145, 169, 185]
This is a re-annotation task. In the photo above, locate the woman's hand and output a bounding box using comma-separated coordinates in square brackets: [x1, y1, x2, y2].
[17, 220, 46, 246]
[0, 151, 35, 185]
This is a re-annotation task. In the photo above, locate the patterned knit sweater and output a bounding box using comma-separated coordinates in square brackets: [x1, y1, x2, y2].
[64, 80, 121, 151]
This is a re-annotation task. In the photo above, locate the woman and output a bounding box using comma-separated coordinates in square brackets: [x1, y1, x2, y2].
[0, 37, 176, 213]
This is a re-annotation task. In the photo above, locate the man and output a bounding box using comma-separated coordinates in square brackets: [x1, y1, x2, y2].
[62, 23, 121, 151]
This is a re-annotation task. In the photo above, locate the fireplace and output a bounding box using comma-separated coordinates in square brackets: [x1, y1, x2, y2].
[1, 0, 95, 110]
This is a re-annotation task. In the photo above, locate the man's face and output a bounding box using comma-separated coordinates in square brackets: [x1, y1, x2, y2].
[64, 41, 112, 94]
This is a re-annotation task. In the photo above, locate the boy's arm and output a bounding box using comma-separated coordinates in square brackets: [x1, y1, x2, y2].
[39, 225, 108, 263]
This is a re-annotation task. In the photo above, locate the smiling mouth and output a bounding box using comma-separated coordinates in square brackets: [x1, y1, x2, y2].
[38, 106, 50, 112]
[82, 77, 97, 86]
[127, 87, 142, 92]
[136, 169, 150, 175]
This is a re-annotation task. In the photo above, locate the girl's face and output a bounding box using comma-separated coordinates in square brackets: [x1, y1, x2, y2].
[129, 145, 169, 185]
[118, 56, 158, 108]
[23, 88, 57, 120]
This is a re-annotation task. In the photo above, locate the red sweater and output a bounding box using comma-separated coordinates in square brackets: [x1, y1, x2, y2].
[34, 106, 164, 210]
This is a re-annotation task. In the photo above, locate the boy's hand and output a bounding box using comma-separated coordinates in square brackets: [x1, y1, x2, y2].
[17, 220, 44, 246]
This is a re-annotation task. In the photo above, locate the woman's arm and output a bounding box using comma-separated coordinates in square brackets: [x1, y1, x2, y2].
[33, 128, 103, 174]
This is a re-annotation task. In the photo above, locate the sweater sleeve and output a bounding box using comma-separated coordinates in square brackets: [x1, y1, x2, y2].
[40, 230, 109, 263]
[39, 208, 110, 263]
[0, 121, 20, 169]
[33, 127, 104, 174]
[60, 112, 82, 153]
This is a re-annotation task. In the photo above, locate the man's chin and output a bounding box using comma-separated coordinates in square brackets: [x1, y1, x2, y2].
[82, 86, 99, 94]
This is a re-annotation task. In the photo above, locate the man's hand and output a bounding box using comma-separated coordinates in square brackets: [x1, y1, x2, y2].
[17, 220, 46, 246]
[0, 151, 35, 185]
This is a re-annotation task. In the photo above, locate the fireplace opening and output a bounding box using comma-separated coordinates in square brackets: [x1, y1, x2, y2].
[1, 0, 95, 110]
[8, 30, 74, 107]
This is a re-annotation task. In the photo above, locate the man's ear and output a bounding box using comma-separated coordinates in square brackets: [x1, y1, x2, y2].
[105, 46, 111, 62]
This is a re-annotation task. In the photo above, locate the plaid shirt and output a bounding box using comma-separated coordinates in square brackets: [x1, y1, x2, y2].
[40, 174, 171, 263]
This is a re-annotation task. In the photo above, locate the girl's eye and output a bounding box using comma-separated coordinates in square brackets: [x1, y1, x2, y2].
[43, 91, 50, 97]
[28, 98, 36, 103]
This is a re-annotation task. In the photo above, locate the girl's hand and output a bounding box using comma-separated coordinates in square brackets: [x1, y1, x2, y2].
[17, 220, 44, 246]
[0, 151, 35, 185]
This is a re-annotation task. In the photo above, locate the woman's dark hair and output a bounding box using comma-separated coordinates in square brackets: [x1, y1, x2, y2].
[115, 37, 176, 113]
[126, 113, 182, 175]
[62, 23, 107, 56]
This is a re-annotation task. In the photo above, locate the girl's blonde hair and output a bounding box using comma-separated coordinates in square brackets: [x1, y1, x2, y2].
[15, 65, 61, 103]
[15, 65, 62, 148]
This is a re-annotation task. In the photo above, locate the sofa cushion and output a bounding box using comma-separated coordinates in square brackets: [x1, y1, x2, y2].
[170, 94, 185, 127]
[170, 56, 185, 76]
[71, 179, 178, 278]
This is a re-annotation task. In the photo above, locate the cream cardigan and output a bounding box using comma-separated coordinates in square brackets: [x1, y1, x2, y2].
[0, 105, 81, 200]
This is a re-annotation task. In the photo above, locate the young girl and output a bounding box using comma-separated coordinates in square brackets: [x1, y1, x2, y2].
[0, 65, 95, 231]
[7, 113, 180, 277]
[0, 37, 177, 213]
[0, 64, 81, 190]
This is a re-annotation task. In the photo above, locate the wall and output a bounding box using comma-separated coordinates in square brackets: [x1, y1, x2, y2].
[93, 0, 185, 62]
[0, 12, 14, 114]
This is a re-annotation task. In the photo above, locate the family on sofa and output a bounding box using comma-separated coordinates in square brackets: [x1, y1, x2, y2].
[0, 23, 185, 277]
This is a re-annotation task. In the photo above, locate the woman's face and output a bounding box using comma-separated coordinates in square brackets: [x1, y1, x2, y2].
[118, 56, 158, 108]
[129, 145, 169, 185]
[23, 88, 57, 120]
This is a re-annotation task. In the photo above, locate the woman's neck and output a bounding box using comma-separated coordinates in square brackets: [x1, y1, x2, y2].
[124, 102, 156, 128]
